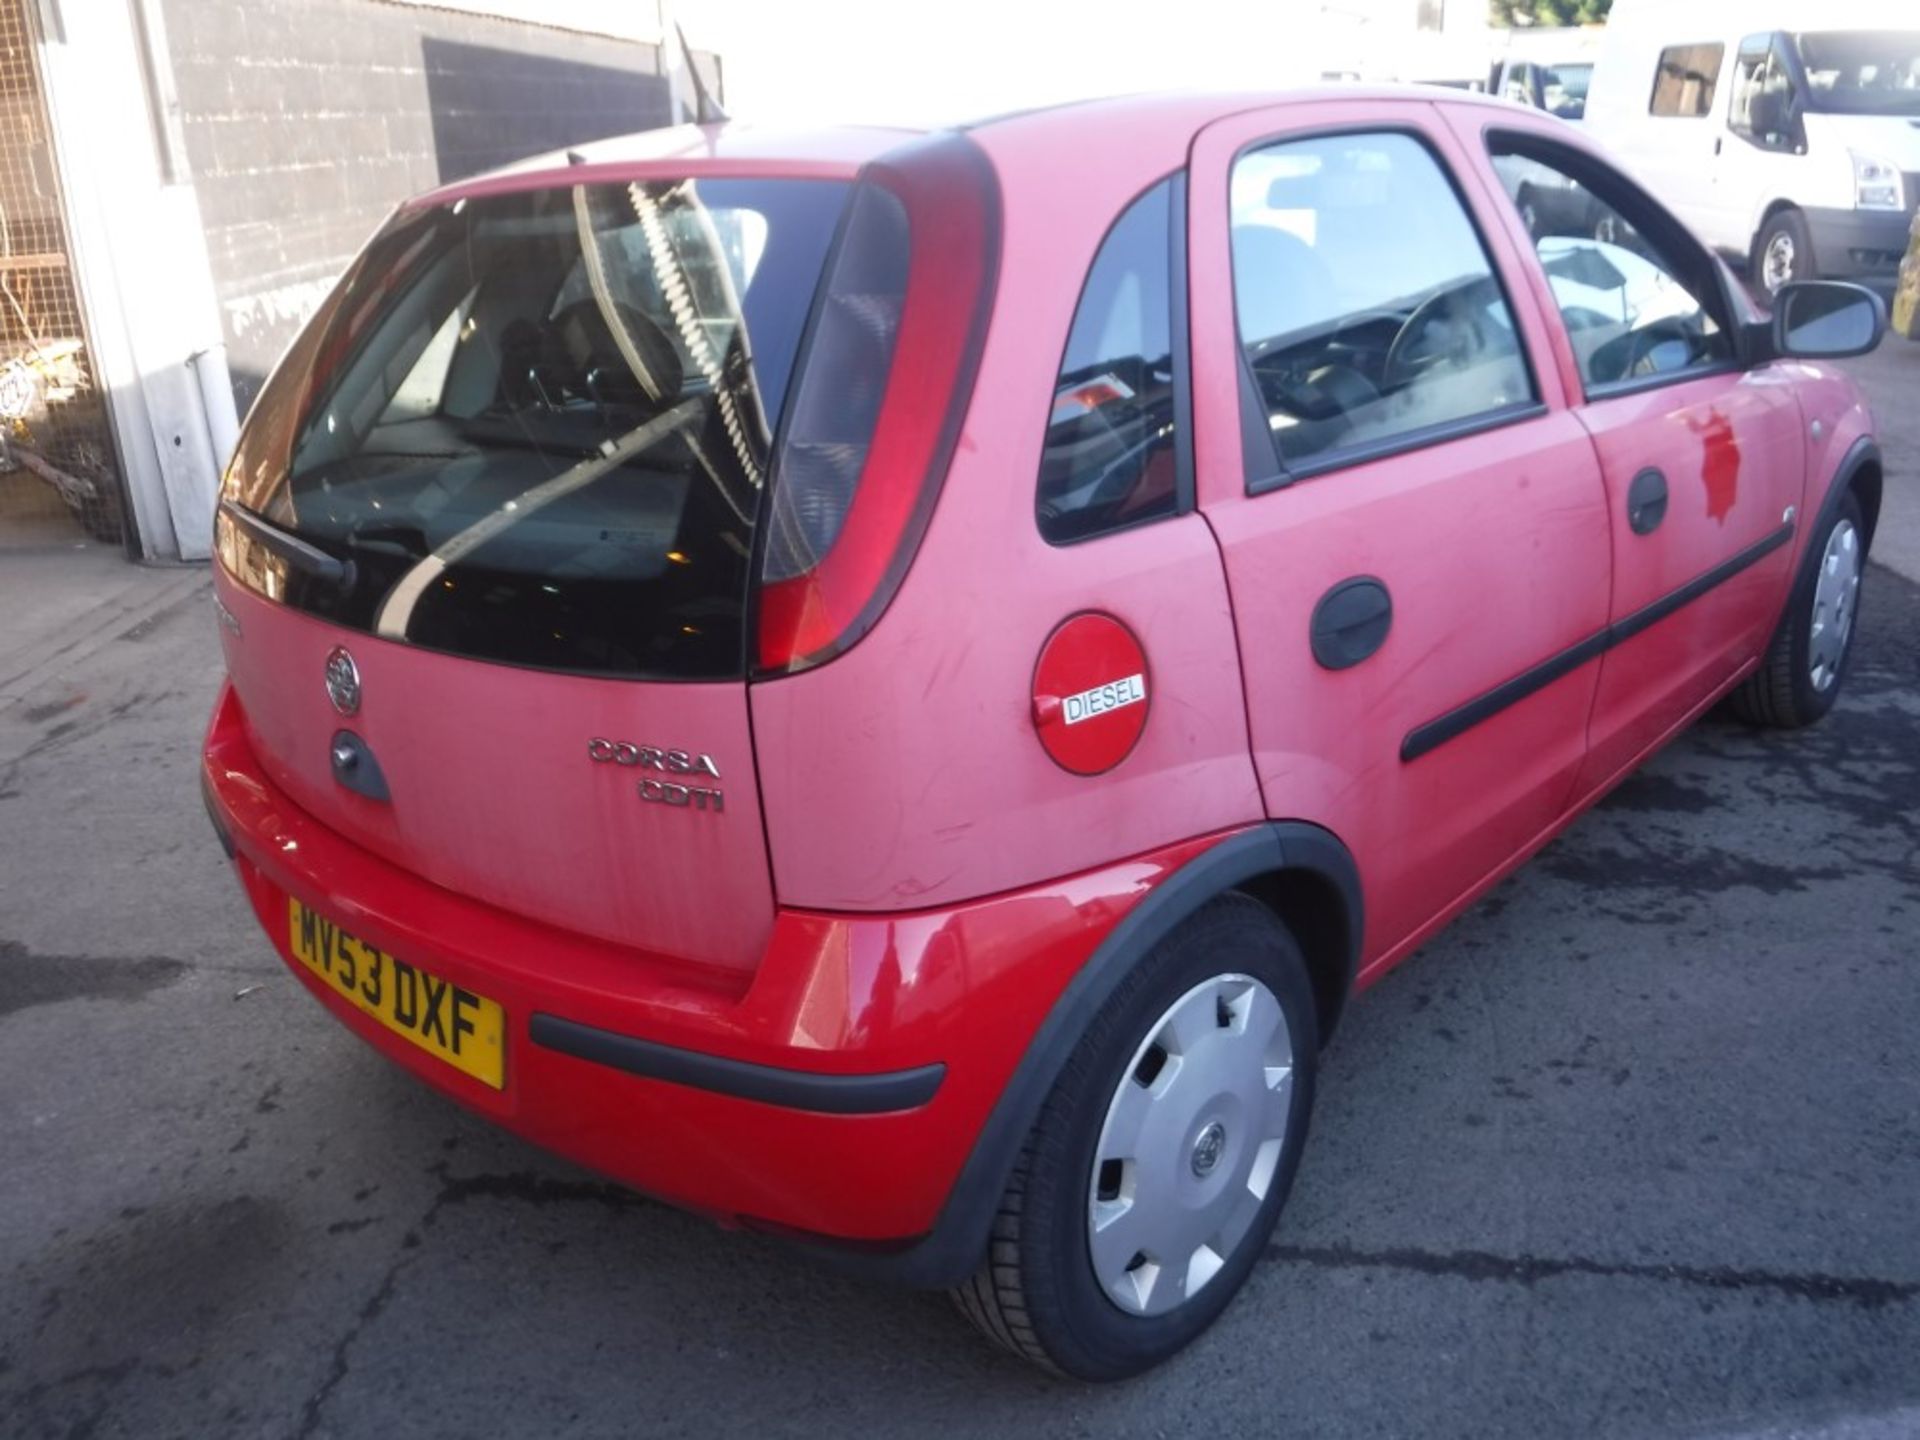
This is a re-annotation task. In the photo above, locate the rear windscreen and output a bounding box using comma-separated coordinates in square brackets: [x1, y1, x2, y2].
[218, 177, 850, 679]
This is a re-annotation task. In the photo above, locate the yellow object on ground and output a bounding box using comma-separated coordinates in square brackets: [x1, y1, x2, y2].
[1894, 211, 1920, 340]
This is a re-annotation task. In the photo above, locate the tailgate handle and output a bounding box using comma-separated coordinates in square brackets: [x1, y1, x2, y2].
[1310, 576, 1393, 670]
[330, 730, 390, 803]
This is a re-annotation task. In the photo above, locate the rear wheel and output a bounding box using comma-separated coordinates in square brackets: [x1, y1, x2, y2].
[951, 895, 1317, 1380]
[1731, 491, 1866, 728]
[1753, 209, 1813, 296]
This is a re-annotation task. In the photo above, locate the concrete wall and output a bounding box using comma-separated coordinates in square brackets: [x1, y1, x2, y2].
[159, 0, 707, 412]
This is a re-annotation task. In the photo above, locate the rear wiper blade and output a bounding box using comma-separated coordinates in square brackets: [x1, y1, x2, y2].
[219, 498, 356, 590]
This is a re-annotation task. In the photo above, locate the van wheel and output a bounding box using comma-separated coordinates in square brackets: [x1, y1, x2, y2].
[950, 895, 1317, 1380]
[1754, 209, 1813, 295]
[1731, 491, 1866, 729]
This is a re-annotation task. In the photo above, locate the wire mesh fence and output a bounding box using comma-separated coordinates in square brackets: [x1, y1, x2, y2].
[0, 0, 125, 545]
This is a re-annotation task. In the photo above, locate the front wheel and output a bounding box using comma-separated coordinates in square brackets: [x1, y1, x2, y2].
[1730, 491, 1867, 728]
[1753, 209, 1813, 296]
[951, 895, 1318, 1380]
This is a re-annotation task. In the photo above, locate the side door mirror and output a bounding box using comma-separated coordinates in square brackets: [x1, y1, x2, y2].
[1772, 280, 1887, 359]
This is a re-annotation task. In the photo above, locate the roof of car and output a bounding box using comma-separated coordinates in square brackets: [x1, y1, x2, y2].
[420, 85, 1527, 208]
[418, 122, 927, 207]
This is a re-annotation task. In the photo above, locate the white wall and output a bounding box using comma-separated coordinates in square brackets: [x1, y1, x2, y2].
[35, 0, 234, 561]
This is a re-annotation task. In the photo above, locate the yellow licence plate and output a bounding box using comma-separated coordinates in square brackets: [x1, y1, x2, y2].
[287, 898, 505, 1090]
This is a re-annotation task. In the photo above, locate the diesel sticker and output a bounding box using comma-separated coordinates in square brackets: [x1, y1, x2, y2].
[1062, 674, 1147, 726]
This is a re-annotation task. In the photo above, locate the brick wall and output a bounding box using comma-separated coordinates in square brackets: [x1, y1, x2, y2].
[160, 0, 703, 409]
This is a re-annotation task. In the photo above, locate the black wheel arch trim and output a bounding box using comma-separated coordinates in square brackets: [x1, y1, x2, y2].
[1758, 433, 1881, 640]
[1812, 436, 1880, 556]
[528, 1013, 946, 1115]
[787, 820, 1363, 1289]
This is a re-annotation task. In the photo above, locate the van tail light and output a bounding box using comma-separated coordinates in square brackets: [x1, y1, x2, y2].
[753, 133, 1001, 676]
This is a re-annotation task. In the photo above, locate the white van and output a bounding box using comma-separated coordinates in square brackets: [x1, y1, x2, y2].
[1585, 0, 1919, 294]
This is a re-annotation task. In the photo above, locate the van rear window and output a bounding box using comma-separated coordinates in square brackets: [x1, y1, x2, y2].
[218, 178, 850, 680]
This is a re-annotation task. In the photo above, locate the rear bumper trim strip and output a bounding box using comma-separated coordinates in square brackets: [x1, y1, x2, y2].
[529, 1012, 946, 1115]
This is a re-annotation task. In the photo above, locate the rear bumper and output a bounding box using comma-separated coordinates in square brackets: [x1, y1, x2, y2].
[202, 680, 1220, 1262]
[1804, 206, 1913, 284]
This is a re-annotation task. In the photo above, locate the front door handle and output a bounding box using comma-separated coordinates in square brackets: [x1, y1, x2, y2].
[1627, 467, 1669, 536]
[1310, 576, 1393, 670]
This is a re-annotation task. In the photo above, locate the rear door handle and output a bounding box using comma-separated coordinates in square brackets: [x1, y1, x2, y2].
[1310, 576, 1393, 670]
[1627, 467, 1669, 536]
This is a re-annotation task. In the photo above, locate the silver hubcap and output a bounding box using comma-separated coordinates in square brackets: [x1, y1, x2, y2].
[1086, 974, 1294, 1318]
[1809, 520, 1862, 692]
[1763, 232, 1797, 293]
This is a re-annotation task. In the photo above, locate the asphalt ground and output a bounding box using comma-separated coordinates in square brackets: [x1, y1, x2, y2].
[2, 348, 1917, 1438]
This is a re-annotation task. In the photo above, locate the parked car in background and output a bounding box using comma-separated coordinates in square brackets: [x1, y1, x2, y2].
[1584, 0, 1920, 295]
[1488, 25, 1603, 121]
[202, 86, 1887, 1380]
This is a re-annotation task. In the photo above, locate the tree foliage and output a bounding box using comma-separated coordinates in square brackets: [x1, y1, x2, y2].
[1489, 0, 1611, 26]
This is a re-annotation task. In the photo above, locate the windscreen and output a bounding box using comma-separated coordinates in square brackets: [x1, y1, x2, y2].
[1795, 31, 1920, 115]
[217, 177, 850, 679]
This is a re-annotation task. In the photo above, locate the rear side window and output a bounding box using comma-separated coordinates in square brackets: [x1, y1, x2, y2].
[217, 178, 849, 680]
[1650, 43, 1725, 117]
[1037, 180, 1179, 544]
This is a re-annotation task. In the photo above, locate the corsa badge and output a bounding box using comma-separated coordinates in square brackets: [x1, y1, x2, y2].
[588, 738, 724, 813]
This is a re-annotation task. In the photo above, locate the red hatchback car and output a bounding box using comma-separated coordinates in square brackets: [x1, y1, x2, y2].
[202, 90, 1887, 1378]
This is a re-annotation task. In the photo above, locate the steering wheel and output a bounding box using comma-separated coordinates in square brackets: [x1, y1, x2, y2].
[1618, 318, 1700, 381]
[1582, 316, 1700, 386]
[1381, 276, 1502, 391]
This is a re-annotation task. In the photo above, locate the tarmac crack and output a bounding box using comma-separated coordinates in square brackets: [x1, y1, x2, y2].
[1267, 1240, 1920, 1307]
[291, 1165, 653, 1436]
[427, 1167, 654, 1214]
[293, 1251, 410, 1440]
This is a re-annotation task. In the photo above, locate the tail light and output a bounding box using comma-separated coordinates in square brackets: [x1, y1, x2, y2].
[753, 133, 1001, 675]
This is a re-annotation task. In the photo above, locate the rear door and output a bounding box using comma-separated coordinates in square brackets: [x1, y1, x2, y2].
[213, 172, 854, 974]
[1466, 124, 1804, 798]
[1189, 100, 1614, 969]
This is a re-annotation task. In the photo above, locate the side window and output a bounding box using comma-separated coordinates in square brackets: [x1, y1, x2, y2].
[1728, 35, 1805, 152]
[1542, 63, 1592, 121]
[1037, 180, 1179, 543]
[1228, 131, 1533, 472]
[1490, 141, 1732, 392]
[1649, 43, 1725, 117]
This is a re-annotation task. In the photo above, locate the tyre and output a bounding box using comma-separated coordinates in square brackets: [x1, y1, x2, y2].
[951, 894, 1318, 1380]
[1731, 490, 1867, 729]
[1753, 209, 1813, 296]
